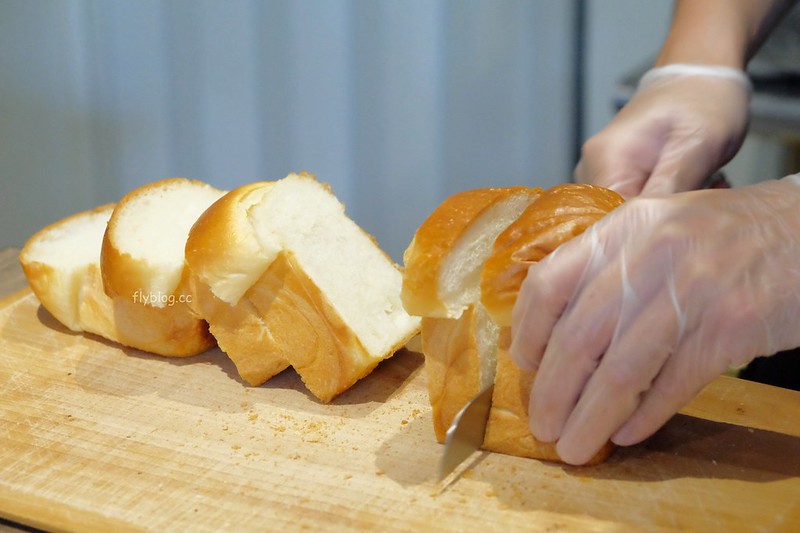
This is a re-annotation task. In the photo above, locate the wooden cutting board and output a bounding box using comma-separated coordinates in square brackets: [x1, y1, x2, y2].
[1, 287, 800, 532]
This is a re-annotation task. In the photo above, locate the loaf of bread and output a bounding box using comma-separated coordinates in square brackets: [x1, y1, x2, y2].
[402, 183, 623, 464]
[185, 172, 421, 402]
[19, 204, 215, 356]
[402, 186, 541, 440]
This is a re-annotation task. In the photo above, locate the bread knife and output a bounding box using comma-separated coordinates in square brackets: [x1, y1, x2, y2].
[438, 384, 494, 481]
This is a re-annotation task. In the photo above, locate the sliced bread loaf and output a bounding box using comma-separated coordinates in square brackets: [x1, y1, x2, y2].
[21, 204, 115, 331]
[20, 204, 214, 356]
[402, 183, 623, 464]
[186, 172, 421, 402]
[401, 186, 541, 440]
[480, 183, 623, 464]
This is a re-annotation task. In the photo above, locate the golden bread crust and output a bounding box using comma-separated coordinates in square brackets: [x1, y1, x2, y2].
[248, 252, 415, 403]
[81, 264, 215, 356]
[484, 328, 614, 465]
[421, 307, 484, 443]
[481, 184, 624, 327]
[101, 177, 223, 301]
[402, 187, 538, 318]
[184, 181, 274, 305]
[20, 204, 116, 331]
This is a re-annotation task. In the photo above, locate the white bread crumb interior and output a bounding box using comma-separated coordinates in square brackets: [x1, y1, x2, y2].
[473, 303, 500, 390]
[439, 194, 534, 318]
[110, 180, 224, 306]
[209, 185, 280, 305]
[248, 174, 418, 357]
[20, 207, 113, 330]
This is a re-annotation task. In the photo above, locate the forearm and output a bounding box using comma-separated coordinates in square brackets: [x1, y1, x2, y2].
[655, 0, 797, 69]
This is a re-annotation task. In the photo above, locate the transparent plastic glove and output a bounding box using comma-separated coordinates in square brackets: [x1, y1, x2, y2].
[509, 176, 800, 465]
[575, 64, 751, 198]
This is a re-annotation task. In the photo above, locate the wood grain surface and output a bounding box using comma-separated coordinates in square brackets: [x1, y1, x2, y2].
[1, 249, 799, 532]
[0, 248, 25, 301]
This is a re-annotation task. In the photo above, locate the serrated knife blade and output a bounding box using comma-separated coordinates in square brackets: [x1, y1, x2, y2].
[438, 384, 494, 481]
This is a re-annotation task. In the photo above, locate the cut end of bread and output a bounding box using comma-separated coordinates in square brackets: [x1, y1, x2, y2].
[80, 263, 216, 356]
[402, 186, 540, 319]
[102, 178, 225, 307]
[20, 202, 215, 357]
[248, 173, 420, 360]
[20, 204, 116, 330]
[185, 182, 278, 306]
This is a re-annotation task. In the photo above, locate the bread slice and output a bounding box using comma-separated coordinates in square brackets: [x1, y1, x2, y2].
[421, 304, 499, 441]
[185, 172, 421, 401]
[101, 177, 226, 307]
[181, 265, 289, 385]
[401, 187, 541, 441]
[21, 205, 114, 331]
[183, 182, 289, 385]
[98, 177, 224, 356]
[402, 183, 623, 464]
[20, 204, 214, 356]
[481, 183, 625, 327]
[479, 183, 624, 464]
[402, 187, 541, 319]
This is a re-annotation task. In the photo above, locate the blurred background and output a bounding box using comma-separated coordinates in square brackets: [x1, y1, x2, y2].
[1, 0, 797, 260]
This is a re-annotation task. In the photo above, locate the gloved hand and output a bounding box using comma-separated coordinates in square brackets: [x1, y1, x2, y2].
[509, 176, 800, 465]
[575, 65, 751, 198]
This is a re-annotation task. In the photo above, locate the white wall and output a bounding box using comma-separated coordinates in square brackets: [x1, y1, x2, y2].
[4, 0, 791, 262]
[0, 2, 98, 247]
[582, 0, 673, 140]
[0, 0, 580, 261]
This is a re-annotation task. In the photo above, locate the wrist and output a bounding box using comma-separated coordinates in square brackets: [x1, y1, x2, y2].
[654, 43, 747, 71]
[654, 0, 754, 70]
[638, 64, 753, 98]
